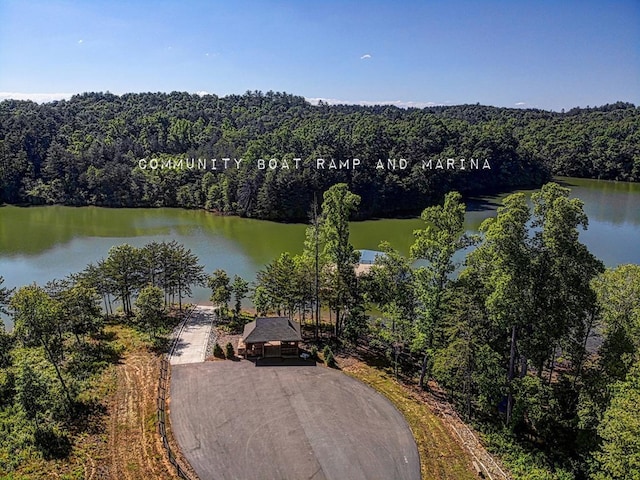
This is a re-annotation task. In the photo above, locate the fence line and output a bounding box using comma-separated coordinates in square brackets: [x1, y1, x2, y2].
[157, 307, 197, 480]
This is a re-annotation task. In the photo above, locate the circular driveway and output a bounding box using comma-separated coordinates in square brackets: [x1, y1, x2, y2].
[169, 360, 421, 480]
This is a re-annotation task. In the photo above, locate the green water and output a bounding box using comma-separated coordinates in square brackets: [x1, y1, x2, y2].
[2, 177, 639, 328]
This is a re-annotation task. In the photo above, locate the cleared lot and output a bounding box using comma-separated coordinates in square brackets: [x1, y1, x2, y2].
[170, 360, 421, 480]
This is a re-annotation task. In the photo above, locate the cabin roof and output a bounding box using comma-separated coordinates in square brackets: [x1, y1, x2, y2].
[242, 317, 302, 343]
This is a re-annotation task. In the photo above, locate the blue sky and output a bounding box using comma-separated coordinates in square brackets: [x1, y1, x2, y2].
[0, 0, 638, 111]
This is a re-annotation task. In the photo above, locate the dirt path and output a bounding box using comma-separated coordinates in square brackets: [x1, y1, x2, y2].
[101, 349, 180, 480]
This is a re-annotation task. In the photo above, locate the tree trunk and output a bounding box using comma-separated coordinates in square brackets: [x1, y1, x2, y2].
[57, 324, 65, 361]
[573, 307, 597, 391]
[519, 354, 528, 378]
[315, 248, 320, 341]
[506, 324, 518, 425]
[313, 196, 320, 341]
[394, 346, 400, 380]
[41, 340, 73, 409]
[465, 377, 472, 420]
[547, 349, 556, 385]
[419, 353, 428, 389]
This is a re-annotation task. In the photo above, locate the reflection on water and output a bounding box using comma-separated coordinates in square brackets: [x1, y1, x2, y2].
[1, 177, 639, 328]
[557, 176, 640, 226]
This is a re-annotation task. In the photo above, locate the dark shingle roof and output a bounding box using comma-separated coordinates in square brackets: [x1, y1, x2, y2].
[242, 317, 302, 343]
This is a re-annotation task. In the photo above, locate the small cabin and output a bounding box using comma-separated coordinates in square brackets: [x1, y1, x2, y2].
[238, 317, 302, 359]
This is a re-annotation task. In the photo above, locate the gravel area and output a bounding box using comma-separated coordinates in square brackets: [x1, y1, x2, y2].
[204, 323, 220, 359]
[204, 312, 247, 359]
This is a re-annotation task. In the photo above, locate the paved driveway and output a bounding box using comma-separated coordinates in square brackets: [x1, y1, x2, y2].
[170, 306, 215, 365]
[170, 361, 421, 480]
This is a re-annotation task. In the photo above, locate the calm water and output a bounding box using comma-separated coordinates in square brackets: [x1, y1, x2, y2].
[1, 177, 639, 328]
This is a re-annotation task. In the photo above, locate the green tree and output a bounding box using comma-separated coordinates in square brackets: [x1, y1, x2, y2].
[135, 284, 166, 338]
[141, 241, 164, 288]
[323, 346, 336, 368]
[15, 358, 50, 426]
[171, 242, 206, 311]
[592, 264, 640, 382]
[60, 284, 103, 345]
[0, 326, 12, 368]
[302, 195, 325, 339]
[411, 191, 476, 388]
[0, 277, 13, 368]
[213, 343, 224, 358]
[593, 364, 640, 479]
[231, 275, 249, 318]
[104, 244, 145, 316]
[76, 261, 115, 316]
[251, 285, 270, 316]
[432, 281, 504, 420]
[465, 192, 534, 423]
[256, 252, 298, 317]
[527, 182, 604, 379]
[293, 254, 316, 324]
[319, 183, 360, 337]
[0, 276, 13, 315]
[465, 183, 603, 427]
[208, 269, 232, 316]
[366, 243, 416, 378]
[225, 342, 235, 359]
[11, 285, 73, 407]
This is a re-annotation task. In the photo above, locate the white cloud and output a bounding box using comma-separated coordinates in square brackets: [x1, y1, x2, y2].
[360, 54, 372, 60]
[0, 92, 73, 103]
[515, 102, 526, 106]
[78, 39, 84, 44]
[306, 97, 446, 109]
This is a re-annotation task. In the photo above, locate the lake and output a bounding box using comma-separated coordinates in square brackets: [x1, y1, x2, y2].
[1, 177, 639, 328]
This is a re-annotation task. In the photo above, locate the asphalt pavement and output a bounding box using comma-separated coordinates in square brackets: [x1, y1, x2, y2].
[170, 360, 421, 480]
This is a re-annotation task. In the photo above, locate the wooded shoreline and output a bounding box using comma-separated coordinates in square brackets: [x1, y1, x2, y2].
[2, 92, 637, 222]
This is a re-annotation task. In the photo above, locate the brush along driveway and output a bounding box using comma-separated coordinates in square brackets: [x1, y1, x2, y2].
[169, 360, 421, 480]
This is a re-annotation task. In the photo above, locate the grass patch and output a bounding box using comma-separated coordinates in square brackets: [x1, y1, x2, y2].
[344, 362, 477, 480]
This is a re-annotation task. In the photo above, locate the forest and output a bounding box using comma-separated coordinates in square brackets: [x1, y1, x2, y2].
[239, 182, 640, 480]
[0, 183, 639, 479]
[0, 91, 638, 220]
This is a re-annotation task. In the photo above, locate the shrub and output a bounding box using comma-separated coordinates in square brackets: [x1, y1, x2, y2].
[310, 345, 318, 360]
[225, 342, 235, 359]
[213, 343, 224, 358]
[323, 347, 336, 368]
[322, 345, 331, 359]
